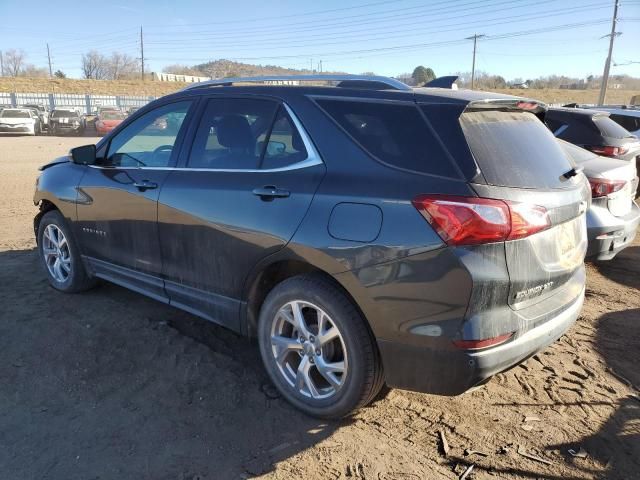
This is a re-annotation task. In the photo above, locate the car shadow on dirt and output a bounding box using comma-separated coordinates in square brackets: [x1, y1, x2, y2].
[0, 249, 347, 479]
[592, 245, 640, 290]
[543, 307, 640, 479]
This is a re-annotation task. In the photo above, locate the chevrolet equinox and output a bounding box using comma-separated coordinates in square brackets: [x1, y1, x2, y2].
[33, 75, 589, 418]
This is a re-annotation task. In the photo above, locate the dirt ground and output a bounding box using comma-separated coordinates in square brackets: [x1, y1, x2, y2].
[0, 135, 638, 480]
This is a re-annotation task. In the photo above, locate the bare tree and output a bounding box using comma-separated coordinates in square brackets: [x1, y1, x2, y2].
[82, 51, 109, 80]
[108, 52, 139, 80]
[4, 49, 26, 77]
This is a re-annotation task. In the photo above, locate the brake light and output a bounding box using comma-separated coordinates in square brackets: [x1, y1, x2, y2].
[453, 332, 513, 350]
[516, 101, 538, 110]
[586, 145, 628, 157]
[412, 195, 551, 246]
[588, 178, 626, 198]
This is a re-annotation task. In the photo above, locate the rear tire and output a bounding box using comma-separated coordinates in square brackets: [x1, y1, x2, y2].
[258, 274, 383, 418]
[37, 210, 96, 293]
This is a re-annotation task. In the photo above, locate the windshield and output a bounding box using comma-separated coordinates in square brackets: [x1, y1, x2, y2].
[594, 115, 634, 139]
[101, 112, 125, 120]
[0, 110, 31, 118]
[52, 110, 78, 118]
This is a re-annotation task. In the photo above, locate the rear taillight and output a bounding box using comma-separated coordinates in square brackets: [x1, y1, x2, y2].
[588, 178, 626, 198]
[586, 145, 628, 157]
[453, 332, 514, 350]
[412, 195, 551, 246]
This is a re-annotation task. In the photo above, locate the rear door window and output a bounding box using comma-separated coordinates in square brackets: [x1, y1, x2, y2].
[315, 99, 461, 178]
[460, 110, 573, 189]
[593, 115, 634, 138]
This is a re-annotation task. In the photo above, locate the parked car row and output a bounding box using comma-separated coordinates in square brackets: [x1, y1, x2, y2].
[0, 104, 148, 136]
[32, 75, 639, 419]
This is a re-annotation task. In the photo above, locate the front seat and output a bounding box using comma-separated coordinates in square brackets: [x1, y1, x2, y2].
[215, 115, 258, 168]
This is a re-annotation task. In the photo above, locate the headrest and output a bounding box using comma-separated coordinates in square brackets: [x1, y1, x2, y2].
[217, 115, 253, 149]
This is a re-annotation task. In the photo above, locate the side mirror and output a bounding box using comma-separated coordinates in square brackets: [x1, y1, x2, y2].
[266, 141, 286, 156]
[70, 144, 96, 165]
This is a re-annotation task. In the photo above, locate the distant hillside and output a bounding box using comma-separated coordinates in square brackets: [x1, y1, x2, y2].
[168, 59, 344, 78]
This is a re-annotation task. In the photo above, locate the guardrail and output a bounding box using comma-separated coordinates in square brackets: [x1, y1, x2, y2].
[0, 92, 156, 114]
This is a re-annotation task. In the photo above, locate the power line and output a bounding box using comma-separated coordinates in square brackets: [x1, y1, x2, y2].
[143, 2, 607, 54]
[145, 19, 612, 63]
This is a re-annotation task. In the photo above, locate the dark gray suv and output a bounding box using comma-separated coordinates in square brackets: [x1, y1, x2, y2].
[33, 76, 589, 418]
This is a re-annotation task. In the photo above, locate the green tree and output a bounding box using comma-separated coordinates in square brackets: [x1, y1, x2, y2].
[424, 67, 436, 82]
[412, 66, 436, 85]
[412, 66, 428, 84]
[54, 69, 66, 79]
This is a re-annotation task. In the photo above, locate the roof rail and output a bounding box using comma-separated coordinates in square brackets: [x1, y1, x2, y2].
[181, 74, 412, 92]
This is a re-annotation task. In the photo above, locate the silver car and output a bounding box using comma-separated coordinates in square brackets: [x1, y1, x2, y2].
[561, 139, 640, 260]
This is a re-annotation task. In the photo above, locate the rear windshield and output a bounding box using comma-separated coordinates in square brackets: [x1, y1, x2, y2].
[593, 115, 633, 138]
[315, 99, 461, 178]
[607, 114, 640, 135]
[1, 110, 30, 118]
[460, 110, 573, 189]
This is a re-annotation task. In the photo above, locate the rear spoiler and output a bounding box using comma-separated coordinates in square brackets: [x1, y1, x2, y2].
[424, 76, 458, 89]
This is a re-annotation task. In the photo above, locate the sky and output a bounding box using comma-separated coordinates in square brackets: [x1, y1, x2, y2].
[1, 0, 639, 80]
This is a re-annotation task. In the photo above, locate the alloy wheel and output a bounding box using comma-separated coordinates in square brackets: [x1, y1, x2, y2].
[270, 300, 348, 400]
[42, 224, 72, 282]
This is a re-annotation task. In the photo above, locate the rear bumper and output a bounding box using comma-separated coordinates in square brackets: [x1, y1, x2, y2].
[377, 285, 584, 396]
[586, 201, 640, 260]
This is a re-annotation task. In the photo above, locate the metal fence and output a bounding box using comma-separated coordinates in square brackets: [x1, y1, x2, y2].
[0, 92, 156, 114]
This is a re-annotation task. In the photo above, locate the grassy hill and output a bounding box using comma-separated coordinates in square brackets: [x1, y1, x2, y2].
[0, 76, 638, 105]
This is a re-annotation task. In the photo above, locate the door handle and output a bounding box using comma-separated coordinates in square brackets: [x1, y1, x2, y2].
[252, 186, 290, 200]
[133, 180, 158, 191]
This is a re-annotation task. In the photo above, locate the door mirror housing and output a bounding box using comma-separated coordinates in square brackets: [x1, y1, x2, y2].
[70, 144, 97, 165]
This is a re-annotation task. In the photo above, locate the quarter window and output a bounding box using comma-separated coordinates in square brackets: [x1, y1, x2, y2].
[104, 101, 192, 168]
[316, 99, 460, 178]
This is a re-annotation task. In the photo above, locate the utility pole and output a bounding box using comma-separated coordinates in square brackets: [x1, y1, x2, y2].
[46, 43, 53, 77]
[310, 58, 313, 73]
[140, 26, 145, 81]
[598, 0, 620, 106]
[0, 50, 4, 77]
[465, 34, 485, 90]
[319, 60, 323, 73]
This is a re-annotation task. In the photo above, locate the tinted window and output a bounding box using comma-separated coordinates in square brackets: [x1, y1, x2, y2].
[188, 98, 279, 169]
[105, 100, 192, 168]
[316, 99, 460, 178]
[260, 107, 308, 169]
[594, 116, 633, 138]
[545, 117, 566, 135]
[609, 114, 640, 133]
[460, 111, 573, 189]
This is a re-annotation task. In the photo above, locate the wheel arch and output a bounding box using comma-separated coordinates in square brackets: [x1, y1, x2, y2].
[242, 257, 372, 342]
[33, 199, 61, 242]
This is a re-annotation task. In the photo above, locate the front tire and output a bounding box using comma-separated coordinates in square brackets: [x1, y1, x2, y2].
[258, 274, 383, 418]
[37, 210, 96, 293]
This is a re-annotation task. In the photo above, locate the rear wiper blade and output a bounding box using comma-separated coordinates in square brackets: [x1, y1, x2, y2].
[562, 165, 584, 179]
